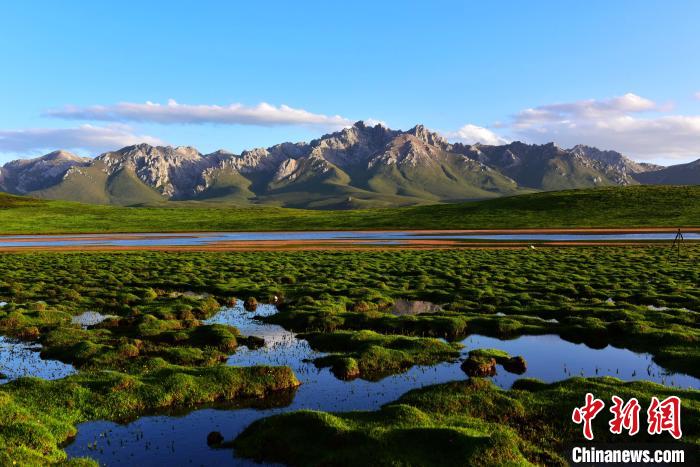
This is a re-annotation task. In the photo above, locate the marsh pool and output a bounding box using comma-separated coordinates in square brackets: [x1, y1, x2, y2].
[63, 301, 699, 465]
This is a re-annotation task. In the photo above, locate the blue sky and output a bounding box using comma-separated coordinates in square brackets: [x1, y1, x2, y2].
[1, 0, 699, 164]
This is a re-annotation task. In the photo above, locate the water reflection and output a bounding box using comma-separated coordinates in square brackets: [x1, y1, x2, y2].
[1, 230, 699, 248]
[66, 302, 699, 464]
[0, 336, 76, 383]
[462, 334, 698, 389]
[71, 311, 118, 329]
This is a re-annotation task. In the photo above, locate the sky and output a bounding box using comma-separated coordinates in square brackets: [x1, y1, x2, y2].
[1, 0, 700, 165]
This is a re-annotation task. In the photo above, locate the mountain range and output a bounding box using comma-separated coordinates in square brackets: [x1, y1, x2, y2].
[0, 122, 696, 209]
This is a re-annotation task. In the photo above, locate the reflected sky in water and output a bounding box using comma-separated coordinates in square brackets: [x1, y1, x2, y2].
[65, 302, 698, 465]
[1, 230, 698, 248]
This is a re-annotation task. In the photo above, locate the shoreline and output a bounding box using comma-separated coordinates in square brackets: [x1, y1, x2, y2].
[0, 240, 690, 252]
[0, 228, 695, 251]
[0, 227, 698, 240]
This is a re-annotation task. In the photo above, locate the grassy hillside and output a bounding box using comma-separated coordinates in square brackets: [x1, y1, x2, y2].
[31, 163, 112, 204]
[0, 185, 698, 234]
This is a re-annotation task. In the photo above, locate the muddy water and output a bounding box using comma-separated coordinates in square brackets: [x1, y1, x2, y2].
[0, 336, 76, 383]
[64, 302, 699, 465]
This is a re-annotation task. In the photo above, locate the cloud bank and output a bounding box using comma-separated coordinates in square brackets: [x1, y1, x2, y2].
[0, 125, 165, 155]
[46, 100, 352, 128]
[447, 124, 510, 145]
[452, 93, 700, 162]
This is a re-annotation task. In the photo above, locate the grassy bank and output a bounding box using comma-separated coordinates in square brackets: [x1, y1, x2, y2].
[0, 185, 698, 234]
[305, 330, 463, 380]
[1, 364, 298, 465]
[233, 377, 700, 466]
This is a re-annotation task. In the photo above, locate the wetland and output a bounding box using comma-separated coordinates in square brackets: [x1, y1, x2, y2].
[0, 247, 697, 465]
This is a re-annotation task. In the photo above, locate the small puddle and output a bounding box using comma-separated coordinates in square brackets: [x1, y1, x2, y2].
[0, 336, 76, 383]
[65, 302, 699, 464]
[169, 291, 211, 299]
[204, 302, 322, 369]
[71, 311, 118, 328]
[462, 334, 698, 390]
[389, 299, 442, 316]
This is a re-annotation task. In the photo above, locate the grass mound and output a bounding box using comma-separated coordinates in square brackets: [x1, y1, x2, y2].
[0, 364, 298, 465]
[304, 330, 462, 380]
[234, 377, 700, 466]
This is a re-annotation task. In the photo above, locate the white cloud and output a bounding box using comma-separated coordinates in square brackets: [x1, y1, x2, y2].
[447, 124, 509, 145]
[507, 93, 700, 161]
[0, 124, 165, 155]
[46, 99, 352, 128]
[513, 93, 656, 128]
[695, 91, 700, 100]
[363, 118, 388, 128]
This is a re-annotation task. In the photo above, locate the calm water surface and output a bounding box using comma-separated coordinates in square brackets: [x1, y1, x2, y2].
[1, 230, 698, 248]
[64, 301, 699, 466]
[71, 311, 118, 328]
[0, 336, 76, 383]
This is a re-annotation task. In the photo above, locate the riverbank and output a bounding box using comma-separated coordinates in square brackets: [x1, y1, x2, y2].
[0, 228, 697, 251]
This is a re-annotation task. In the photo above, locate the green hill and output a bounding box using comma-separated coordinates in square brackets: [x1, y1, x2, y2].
[0, 185, 697, 234]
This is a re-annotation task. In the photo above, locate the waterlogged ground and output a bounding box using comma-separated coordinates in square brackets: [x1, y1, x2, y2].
[64, 302, 699, 465]
[0, 336, 76, 383]
[0, 248, 697, 464]
[70, 311, 118, 328]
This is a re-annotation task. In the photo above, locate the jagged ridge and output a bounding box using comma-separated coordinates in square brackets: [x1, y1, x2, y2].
[0, 122, 696, 208]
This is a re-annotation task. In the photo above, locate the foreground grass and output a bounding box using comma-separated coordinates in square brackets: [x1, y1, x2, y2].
[233, 377, 700, 466]
[0, 364, 298, 465]
[0, 247, 697, 377]
[0, 185, 698, 234]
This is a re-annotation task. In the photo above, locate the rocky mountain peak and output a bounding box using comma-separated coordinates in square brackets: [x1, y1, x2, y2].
[40, 150, 85, 162]
[407, 124, 448, 148]
[104, 144, 203, 161]
[94, 144, 210, 198]
[0, 150, 88, 193]
[568, 144, 663, 174]
[569, 144, 626, 164]
[305, 121, 396, 167]
[0, 122, 694, 207]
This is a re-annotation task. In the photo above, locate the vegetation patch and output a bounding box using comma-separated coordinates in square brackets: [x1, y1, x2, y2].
[233, 377, 700, 466]
[0, 364, 298, 465]
[303, 330, 462, 380]
[462, 349, 527, 376]
[0, 246, 696, 463]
